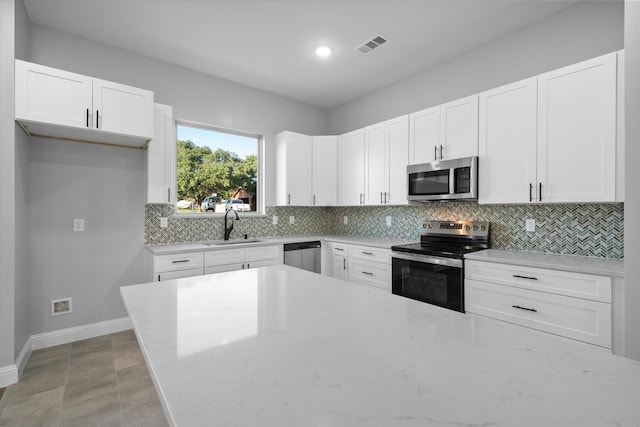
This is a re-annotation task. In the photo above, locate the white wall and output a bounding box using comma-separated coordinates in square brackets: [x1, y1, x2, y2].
[624, 0, 640, 360]
[328, 1, 624, 134]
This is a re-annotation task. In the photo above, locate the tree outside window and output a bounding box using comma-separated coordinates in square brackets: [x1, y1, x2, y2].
[176, 123, 259, 213]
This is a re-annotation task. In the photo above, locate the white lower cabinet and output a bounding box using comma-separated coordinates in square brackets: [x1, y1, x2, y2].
[204, 245, 281, 274]
[465, 260, 612, 348]
[325, 241, 391, 291]
[152, 252, 204, 282]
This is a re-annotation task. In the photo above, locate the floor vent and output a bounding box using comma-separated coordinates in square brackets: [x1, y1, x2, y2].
[354, 34, 389, 54]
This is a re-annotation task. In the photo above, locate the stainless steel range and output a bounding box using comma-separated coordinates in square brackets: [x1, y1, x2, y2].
[390, 220, 490, 312]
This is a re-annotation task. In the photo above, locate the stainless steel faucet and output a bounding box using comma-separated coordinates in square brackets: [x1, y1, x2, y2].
[224, 208, 240, 240]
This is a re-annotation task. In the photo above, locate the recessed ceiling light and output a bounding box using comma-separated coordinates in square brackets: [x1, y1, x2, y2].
[315, 46, 332, 57]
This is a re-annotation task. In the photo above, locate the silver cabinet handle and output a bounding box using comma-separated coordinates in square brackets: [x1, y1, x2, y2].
[313, 194, 316, 205]
[362, 271, 373, 276]
[434, 145, 437, 161]
[287, 194, 291, 205]
[343, 258, 347, 270]
[172, 259, 190, 264]
[439, 144, 443, 160]
[529, 183, 533, 202]
[513, 274, 538, 281]
[362, 251, 373, 255]
[359, 193, 364, 205]
[538, 182, 542, 202]
[512, 305, 537, 313]
[335, 247, 344, 252]
[380, 192, 384, 204]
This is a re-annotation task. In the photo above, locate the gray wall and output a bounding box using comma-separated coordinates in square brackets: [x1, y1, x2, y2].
[328, 1, 624, 134]
[0, 0, 17, 375]
[14, 0, 30, 362]
[28, 139, 146, 334]
[624, 0, 640, 359]
[27, 23, 329, 207]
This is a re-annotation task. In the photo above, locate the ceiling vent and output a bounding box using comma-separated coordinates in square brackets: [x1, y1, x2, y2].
[354, 34, 389, 54]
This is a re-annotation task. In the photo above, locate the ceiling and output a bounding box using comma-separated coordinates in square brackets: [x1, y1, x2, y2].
[22, 0, 581, 109]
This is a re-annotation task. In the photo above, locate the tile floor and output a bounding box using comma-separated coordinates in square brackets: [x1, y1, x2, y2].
[0, 330, 168, 427]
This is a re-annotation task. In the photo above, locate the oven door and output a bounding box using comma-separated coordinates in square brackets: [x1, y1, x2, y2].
[391, 252, 464, 312]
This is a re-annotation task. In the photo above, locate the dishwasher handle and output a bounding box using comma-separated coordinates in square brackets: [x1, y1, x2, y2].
[284, 241, 322, 251]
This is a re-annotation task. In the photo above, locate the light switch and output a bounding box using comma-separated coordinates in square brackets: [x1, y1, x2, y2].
[73, 218, 84, 232]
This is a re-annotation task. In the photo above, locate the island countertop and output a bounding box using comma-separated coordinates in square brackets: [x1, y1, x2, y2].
[121, 265, 640, 427]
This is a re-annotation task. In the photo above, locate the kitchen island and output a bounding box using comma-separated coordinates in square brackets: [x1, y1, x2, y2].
[121, 265, 640, 427]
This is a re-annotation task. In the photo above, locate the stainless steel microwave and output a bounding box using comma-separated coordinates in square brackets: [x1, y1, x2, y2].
[407, 156, 478, 202]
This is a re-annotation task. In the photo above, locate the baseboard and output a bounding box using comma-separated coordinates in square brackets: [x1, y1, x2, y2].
[0, 365, 18, 388]
[15, 336, 32, 379]
[31, 317, 132, 350]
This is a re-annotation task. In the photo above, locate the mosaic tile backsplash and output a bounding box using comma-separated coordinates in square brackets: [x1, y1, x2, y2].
[145, 202, 623, 259]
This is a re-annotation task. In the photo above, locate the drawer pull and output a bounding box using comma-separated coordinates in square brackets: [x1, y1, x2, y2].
[335, 248, 344, 252]
[513, 274, 538, 280]
[362, 251, 374, 255]
[512, 305, 538, 313]
[362, 271, 374, 276]
[172, 260, 190, 264]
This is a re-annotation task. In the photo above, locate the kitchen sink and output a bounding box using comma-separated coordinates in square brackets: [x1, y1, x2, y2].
[205, 239, 264, 246]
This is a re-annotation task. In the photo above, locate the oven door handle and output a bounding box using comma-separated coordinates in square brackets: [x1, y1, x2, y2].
[391, 251, 463, 268]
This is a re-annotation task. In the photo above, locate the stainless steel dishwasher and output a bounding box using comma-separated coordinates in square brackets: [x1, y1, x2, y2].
[283, 241, 322, 274]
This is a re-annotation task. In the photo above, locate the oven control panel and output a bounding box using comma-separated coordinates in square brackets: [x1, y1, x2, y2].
[420, 220, 489, 237]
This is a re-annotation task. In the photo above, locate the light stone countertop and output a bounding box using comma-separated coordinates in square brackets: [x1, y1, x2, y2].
[146, 235, 413, 255]
[465, 249, 624, 277]
[121, 265, 640, 427]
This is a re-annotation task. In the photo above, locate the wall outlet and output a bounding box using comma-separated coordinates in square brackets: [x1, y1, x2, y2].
[73, 218, 84, 232]
[51, 297, 72, 316]
[343, 216, 348, 225]
[272, 215, 278, 225]
[159, 217, 168, 228]
[525, 218, 536, 232]
[386, 216, 392, 227]
[289, 215, 295, 225]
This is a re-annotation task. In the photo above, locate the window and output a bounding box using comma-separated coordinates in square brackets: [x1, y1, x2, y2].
[176, 121, 261, 214]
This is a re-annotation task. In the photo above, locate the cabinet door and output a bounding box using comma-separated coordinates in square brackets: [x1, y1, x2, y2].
[146, 103, 176, 204]
[409, 106, 439, 164]
[440, 94, 479, 159]
[386, 115, 409, 205]
[478, 78, 537, 204]
[364, 122, 388, 205]
[337, 129, 365, 206]
[15, 59, 92, 129]
[537, 52, 617, 203]
[332, 254, 349, 281]
[312, 136, 337, 206]
[93, 78, 154, 138]
[276, 131, 313, 206]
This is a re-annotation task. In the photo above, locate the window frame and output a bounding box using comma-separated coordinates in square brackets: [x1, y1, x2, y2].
[174, 118, 265, 217]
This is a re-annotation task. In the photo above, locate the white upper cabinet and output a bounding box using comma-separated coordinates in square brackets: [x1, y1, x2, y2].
[439, 95, 479, 160]
[146, 103, 176, 204]
[312, 135, 337, 206]
[337, 129, 365, 206]
[364, 122, 387, 205]
[409, 95, 478, 164]
[363, 115, 409, 206]
[478, 78, 538, 204]
[479, 52, 618, 204]
[15, 60, 153, 148]
[275, 131, 313, 206]
[409, 106, 439, 164]
[536, 52, 617, 203]
[387, 115, 410, 205]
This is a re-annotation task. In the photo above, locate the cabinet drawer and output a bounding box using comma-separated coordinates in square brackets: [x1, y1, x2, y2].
[154, 252, 204, 273]
[205, 249, 244, 267]
[349, 245, 390, 264]
[330, 242, 348, 256]
[157, 268, 203, 282]
[349, 259, 390, 291]
[465, 260, 611, 303]
[466, 279, 611, 348]
[204, 263, 244, 275]
[246, 245, 280, 262]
